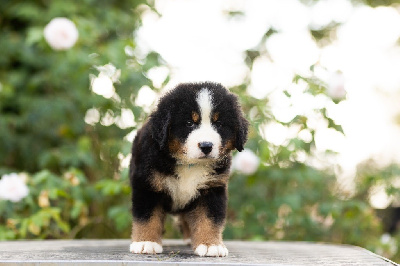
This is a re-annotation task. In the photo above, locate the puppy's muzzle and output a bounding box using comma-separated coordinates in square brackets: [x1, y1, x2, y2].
[198, 142, 213, 155]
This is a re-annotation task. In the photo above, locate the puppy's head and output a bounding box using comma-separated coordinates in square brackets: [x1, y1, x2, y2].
[150, 82, 248, 163]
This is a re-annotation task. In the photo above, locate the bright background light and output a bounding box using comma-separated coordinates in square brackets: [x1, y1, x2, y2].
[137, 0, 400, 208]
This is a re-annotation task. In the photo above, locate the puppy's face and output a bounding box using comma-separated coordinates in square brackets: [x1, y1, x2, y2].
[169, 88, 224, 161]
[151, 83, 248, 163]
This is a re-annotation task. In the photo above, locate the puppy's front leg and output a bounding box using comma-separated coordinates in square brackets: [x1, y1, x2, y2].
[130, 206, 165, 254]
[185, 186, 228, 257]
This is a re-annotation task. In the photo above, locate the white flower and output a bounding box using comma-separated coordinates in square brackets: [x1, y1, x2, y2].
[0, 173, 29, 202]
[90, 63, 121, 98]
[44, 17, 78, 50]
[95, 64, 121, 83]
[379, 233, 398, 257]
[327, 72, 346, 100]
[91, 73, 115, 98]
[232, 149, 260, 175]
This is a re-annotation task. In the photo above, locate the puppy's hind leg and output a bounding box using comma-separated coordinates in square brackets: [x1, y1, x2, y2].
[178, 214, 191, 245]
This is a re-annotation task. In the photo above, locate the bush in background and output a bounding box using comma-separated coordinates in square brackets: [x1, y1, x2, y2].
[0, 0, 399, 262]
[0, 0, 162, 239]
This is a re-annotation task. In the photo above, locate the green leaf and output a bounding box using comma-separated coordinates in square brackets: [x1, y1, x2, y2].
[108, 205, 131, 231]
[26, 27, 43, 45]
[0, 226, 16, 240]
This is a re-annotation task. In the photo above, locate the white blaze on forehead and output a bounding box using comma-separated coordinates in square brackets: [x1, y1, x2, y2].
[197, 88, 213, 124]
[184, 88, 222, 160]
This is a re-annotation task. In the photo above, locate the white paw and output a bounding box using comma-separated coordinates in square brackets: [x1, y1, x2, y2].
[130, 241, 163, 254]
[194, 244, 229, 257]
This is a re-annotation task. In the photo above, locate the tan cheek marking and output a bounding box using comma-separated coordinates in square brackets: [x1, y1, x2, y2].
[168, 138, 183, 154]
[131, 207, 165, 244]
[224, 139, 235, 151]
[219, 138, 235, 155]
[184, 206, 224, 248]
[192, 111, 200, 123]
[212, 112, 219, 122]
[168, 137, 187, 161]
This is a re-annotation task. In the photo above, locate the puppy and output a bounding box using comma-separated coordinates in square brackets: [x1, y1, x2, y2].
[129, 82, 248, 257]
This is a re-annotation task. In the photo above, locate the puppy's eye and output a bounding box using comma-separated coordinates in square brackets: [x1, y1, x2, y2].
[214, 121, 222, 128]
[186, 120, 195, 128]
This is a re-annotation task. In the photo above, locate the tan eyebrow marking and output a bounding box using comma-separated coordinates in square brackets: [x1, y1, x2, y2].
[192, 111, 200, 123]
[212, 112, 219, 122]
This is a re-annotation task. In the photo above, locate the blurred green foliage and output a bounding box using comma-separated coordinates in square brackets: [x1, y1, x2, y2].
[1, 0, 400, 263]
[0, 0, 158, 239]
[224, 70, 386, 254]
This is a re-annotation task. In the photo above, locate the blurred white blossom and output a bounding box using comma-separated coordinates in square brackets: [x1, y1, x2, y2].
[378, 233, 398, 258]
[95, 64, 121, 83]
[91, 63, 121, 98]
[91, 73, 115, 98]
[84, 108, 100, 125]
[44, 17, 78, 50]
[0, 173, 29, 202]
[232, 149, 260, 175]
[327, 72, 346, 100]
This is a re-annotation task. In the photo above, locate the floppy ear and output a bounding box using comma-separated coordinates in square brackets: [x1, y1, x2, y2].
[150, 108, 171, 150]
[235, 111, 249, 152]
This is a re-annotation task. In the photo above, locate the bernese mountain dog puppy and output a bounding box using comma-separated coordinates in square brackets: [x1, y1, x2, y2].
[129, 82, 249, 257]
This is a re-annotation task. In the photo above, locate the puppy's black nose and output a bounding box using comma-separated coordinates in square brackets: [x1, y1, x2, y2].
[198, 142, 213, 155]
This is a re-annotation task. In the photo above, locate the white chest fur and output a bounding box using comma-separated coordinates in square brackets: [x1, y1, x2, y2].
[164, 164, 213, 211]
